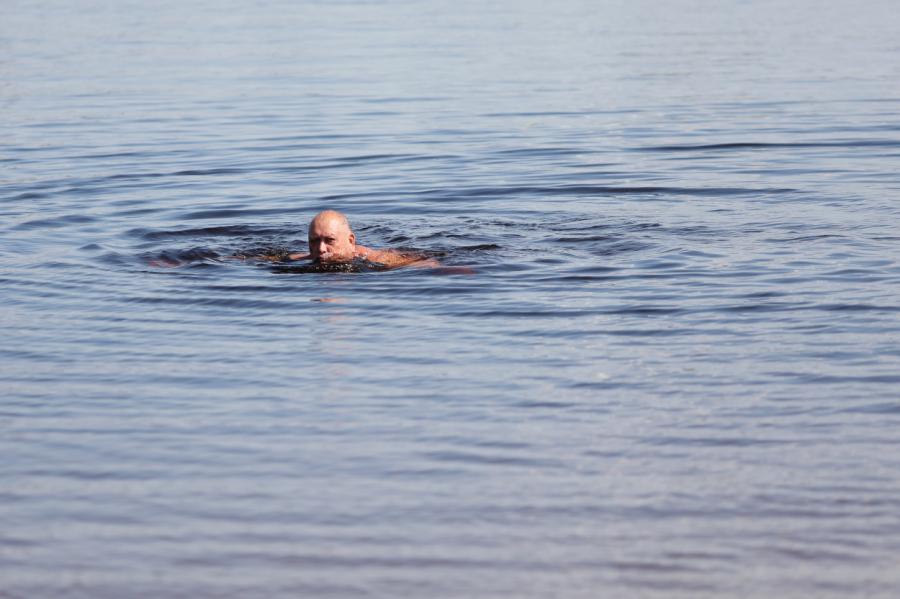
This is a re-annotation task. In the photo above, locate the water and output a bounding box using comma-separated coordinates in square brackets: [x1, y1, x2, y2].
[3, 0, 900, 596]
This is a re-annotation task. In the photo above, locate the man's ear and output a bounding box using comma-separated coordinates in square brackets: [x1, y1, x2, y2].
[349, 232, 356, 246]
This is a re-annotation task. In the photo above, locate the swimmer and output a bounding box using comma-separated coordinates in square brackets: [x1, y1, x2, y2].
[151, 211, 475, 273]
[275, 210, 438, 269]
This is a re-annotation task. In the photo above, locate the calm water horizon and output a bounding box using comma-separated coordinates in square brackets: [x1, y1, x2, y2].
[3, 1, 900, 597]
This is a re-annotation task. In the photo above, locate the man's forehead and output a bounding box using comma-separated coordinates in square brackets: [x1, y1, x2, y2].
[309, 216, 349, 236]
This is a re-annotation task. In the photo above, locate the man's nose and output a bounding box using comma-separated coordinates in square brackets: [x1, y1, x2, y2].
[316, 241, 328, 253]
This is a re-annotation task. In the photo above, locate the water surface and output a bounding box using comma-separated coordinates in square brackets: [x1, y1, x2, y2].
[3, 1, 900, 597]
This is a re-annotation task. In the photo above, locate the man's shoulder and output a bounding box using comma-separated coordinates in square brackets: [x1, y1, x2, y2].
[359, 247, 399, 264]
[357, 246, 423, 268]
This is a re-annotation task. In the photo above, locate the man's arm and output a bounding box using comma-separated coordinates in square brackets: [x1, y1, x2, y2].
[232, 251, 309, 262]
[358, 247, 438, 269]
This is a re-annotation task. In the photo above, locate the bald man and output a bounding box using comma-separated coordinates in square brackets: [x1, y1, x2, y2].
[284, 210, 436, 268]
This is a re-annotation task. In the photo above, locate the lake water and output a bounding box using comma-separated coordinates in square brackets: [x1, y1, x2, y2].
[3, 1, 900, 596]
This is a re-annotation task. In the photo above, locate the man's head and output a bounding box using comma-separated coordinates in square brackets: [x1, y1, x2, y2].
[308, 210, 356, 263]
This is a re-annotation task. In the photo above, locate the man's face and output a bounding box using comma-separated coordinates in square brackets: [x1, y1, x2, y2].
[308, 216, 356, 263]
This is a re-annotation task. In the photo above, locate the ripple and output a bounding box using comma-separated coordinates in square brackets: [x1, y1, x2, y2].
[13, 213, 97, 230]
[130, 225, 292, 241]
[638, 140, 900, 152]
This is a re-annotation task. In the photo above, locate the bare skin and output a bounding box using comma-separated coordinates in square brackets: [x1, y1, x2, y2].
[283, 210, 437, 269]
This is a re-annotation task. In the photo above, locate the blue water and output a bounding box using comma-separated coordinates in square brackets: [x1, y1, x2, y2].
[3, 1, 900, 596]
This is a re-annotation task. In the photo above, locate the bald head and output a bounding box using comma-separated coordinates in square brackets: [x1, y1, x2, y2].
[309, 210, 350, 232]
[308, 210, 356, 263]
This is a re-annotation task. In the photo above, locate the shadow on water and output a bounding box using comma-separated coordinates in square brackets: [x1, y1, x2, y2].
[140, 232, 451, 273]
[271, 258, 392, 274]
